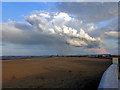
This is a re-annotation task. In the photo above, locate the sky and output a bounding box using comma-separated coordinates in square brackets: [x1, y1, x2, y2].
[1, 2, 119, 56]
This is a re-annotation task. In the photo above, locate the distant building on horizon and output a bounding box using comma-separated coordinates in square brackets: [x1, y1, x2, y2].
[88, 54, 111, 59]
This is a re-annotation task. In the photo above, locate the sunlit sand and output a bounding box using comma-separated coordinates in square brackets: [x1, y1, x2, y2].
[2, 57, 111, 88]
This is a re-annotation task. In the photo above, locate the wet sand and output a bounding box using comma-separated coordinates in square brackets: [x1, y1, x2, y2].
[2, 57, 112, 88]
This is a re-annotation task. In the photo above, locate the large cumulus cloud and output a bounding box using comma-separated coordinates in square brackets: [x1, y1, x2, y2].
[1, 11, 103, 49]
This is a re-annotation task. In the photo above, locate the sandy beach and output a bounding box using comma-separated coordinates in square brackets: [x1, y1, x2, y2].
[2, 57, 112, 89]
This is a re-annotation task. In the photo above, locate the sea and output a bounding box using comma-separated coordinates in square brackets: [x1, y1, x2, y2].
[0, 56, 50, 60]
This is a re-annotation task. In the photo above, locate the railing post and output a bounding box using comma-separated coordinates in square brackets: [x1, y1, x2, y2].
[112, 57, 119, 77]
[112, 57, 118, 64]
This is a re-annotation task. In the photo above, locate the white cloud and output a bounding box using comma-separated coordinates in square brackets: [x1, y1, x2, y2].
[104, 31, 120, 39]
[54, 12, 71, 21]
[39, 13, 50, 18]
[1, 11, 103, 50]
[67, 39, 88, 47]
